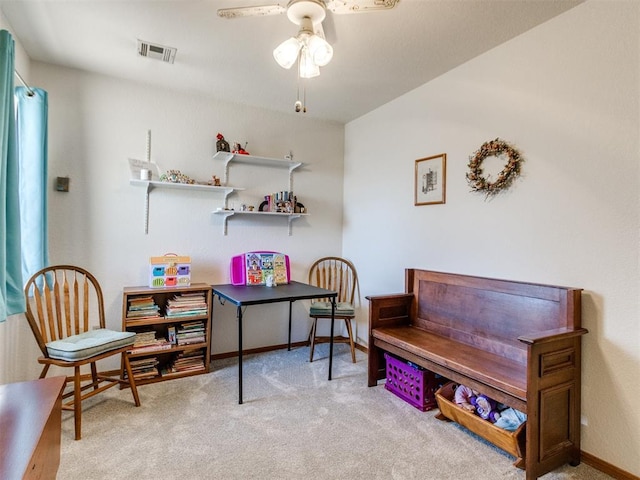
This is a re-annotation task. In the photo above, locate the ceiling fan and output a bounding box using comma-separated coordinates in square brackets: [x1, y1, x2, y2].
[218, 0, 400, 73]
[217, 0, 400, 75]
[218, 0, 400, 112]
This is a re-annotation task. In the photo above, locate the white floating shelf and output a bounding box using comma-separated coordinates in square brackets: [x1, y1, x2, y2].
[212, 151, 303, 188]
[130, 179, 243, 234]
[130, 179, 241, 194]
[213, 210, 309, 236]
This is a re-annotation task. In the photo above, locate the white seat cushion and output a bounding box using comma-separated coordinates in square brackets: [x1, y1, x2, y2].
[46, 328, 136, 361]
[310, 301, 355, 316]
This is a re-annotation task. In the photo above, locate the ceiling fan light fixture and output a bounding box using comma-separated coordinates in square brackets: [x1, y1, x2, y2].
[299, 47, 320, 78]
[307, 34, 333, 67]
[273, 37, 302, 69]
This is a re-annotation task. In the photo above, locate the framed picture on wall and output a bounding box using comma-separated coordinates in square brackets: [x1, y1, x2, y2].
[415, 153, 446, 206]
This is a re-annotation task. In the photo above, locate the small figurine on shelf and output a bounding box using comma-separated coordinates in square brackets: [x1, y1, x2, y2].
[232, 142, 250, 155]
[216, 133, 230, 152]
[211, 175, 221, 187]
[160, 169, 195, 184]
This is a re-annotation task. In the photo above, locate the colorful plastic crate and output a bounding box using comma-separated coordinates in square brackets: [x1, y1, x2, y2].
[384, 352, 441, 411]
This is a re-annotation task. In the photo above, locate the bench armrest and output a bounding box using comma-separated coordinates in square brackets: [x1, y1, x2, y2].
[518, 326, 588, 345]
[366, 293, 414, 332]
[366, 293, 414, 387]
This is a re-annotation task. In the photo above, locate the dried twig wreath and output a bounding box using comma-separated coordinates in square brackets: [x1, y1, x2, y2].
[466, 138, 523, 196]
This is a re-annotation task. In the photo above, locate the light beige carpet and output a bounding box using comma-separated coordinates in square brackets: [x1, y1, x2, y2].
[58, 346, 611, 480]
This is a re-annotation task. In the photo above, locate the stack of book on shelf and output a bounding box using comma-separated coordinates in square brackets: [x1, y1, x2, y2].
[176, 321, 206, 346]
[164, 350, 205, 374]
[165, 292, 208, 318]
[128, 357, 160, 380]
[129, 330, 172, 353]
[127, 296, 161, 320]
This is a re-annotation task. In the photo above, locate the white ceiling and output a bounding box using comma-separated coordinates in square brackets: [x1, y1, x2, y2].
[0, 0, 583, 124]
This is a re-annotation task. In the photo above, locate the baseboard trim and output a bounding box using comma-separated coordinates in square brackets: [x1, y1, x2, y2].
[211, 341, 310, 360]
[581, 451, 639, 480]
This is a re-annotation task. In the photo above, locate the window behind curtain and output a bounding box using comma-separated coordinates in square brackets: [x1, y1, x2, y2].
[16, 86, 49, 286]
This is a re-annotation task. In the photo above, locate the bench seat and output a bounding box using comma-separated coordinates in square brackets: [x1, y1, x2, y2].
[372, 325, 527, 403]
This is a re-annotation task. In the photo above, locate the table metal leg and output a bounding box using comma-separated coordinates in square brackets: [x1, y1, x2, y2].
[328, 297, 335, 381]
[287, 301, 293, 351]
[237, 305, 243, 404]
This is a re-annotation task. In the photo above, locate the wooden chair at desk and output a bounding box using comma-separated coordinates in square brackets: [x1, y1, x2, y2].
[24, 265, 141, 440]
[307, 257, 359, 363]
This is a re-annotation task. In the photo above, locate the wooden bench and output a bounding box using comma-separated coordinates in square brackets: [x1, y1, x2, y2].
[367, 269, 587, 480]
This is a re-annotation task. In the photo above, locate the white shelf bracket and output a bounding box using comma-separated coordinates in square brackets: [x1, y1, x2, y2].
[223, 188, 234, 209]
[144, 182, 153, 234]
[220, 211, 234, 235]
[223, 160, 231, 186]
[287, 214, 301, 236]
[288, 162, 302, 192]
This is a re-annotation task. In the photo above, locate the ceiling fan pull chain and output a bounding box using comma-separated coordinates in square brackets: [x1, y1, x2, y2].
[295, 51, 307, 113]
[303, 81, 307, 113]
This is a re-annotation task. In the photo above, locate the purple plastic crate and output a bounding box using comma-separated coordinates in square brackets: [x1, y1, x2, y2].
[384, 352, 440, 411]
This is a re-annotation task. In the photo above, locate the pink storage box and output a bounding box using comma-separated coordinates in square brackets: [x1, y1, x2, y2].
[230, 251, 291, 286]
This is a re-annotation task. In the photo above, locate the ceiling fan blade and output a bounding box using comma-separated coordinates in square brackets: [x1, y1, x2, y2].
[217, 4, 287, 19]
[325, 0, 400, 14]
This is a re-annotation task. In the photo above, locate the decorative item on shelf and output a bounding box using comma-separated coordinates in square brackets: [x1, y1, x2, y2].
[232, 142, 250, 155]
[259, 191, 299, 213]
[466, 138, 523, 197]
[210, 175, 222, 186]
[160, 170, 196, 185]
[216, 132, 230, 152]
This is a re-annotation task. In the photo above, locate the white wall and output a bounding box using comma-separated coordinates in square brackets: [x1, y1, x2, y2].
[343, 1, 639, 475]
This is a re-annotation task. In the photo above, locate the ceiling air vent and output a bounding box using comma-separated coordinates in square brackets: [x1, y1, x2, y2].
[137, 40, 177, 64]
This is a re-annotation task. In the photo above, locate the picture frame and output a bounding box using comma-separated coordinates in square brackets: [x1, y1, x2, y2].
[415, 153, 446, 206]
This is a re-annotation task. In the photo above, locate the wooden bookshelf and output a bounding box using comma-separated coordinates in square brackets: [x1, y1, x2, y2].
[121, 283, 212, 386]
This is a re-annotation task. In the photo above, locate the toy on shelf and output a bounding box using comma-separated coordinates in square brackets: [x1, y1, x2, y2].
[232, 142, 249, 155]
[216, 133, 230, 152]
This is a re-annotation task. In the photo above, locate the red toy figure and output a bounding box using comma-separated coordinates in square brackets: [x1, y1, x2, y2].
[232, 142, 250, 155]
[216, 133, 230, 152]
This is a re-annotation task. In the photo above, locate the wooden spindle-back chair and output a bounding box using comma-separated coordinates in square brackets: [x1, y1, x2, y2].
[24, 265, 140, 440]
[307, 257, 359, 363]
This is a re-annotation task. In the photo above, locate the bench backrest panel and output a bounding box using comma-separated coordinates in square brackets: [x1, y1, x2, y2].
[406, 269, 581, 364]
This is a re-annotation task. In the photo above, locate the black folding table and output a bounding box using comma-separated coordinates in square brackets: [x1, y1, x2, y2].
[212, 281, 337, 404]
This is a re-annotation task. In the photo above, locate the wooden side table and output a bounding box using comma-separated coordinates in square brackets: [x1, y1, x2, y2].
[0, 376, 66, 480]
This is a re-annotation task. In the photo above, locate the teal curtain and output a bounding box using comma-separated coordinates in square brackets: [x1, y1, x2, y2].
[16, 86, 49, 284]
[0, 30, 24, 322]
